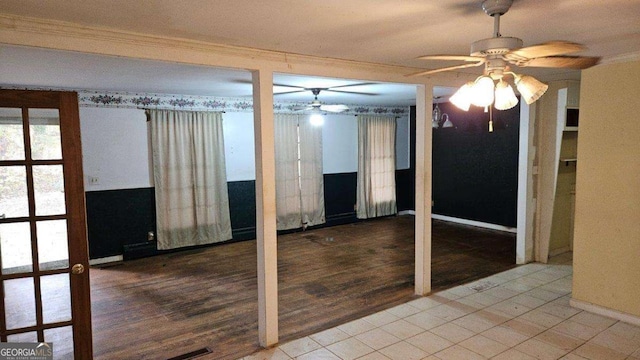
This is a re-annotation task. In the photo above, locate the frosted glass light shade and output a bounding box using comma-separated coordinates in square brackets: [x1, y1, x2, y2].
[515, 74, 549, 105]
[450, 82, 474, 111]
[310, 113, 324, 126]
[471, 76, 495, 107]
[441, 114, 453, 128]
[494, 79, 519, 110]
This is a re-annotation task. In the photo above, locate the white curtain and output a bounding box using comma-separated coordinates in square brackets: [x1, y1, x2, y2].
[357, 115, 397, 219]
[299, 115, 325, 227]
[274, 114, 325, 230]
[150, 110, 232, 250]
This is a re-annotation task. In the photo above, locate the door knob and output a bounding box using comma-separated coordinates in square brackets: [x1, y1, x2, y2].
[71, 264, 85, 275]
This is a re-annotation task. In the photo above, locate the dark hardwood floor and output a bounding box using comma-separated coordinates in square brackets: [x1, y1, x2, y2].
[89, 216, 516, 360]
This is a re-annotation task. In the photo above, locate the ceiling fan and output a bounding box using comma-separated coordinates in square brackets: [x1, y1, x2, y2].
[289, 88, 350, 113]
[409, 0, 600, 110]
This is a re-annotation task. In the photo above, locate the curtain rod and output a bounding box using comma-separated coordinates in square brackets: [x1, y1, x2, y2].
[143, 108, 225, 121]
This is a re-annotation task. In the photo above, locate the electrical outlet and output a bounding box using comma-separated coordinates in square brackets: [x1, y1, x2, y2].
[147, 231, 155, 241]
[431, 200, 435, 207]
[88, 176, 100, 185]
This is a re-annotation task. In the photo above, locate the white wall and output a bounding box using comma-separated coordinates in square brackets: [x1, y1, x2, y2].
[80, 107, 151, 191]
[80, 108, 411, 190]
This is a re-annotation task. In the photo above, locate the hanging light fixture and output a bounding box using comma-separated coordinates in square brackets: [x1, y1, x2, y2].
[450, 71, 548, 112]
[494, 78, 519, 110]
[432, 99, 454, 129]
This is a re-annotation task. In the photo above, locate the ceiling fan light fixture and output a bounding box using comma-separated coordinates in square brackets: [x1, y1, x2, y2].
[309, 112, 324, 126]
[494, 79, 519, 110]
[514, 74, 549, 105]
[471, 76, 495, 107]
[450, 82, 474, 111]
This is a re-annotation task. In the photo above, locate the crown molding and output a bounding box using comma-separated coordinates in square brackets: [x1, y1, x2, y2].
[0, 14, 469, 86]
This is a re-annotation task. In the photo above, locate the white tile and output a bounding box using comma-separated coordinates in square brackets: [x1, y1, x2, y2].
[380, 320, 425, 340]
[537, 303, 582, 320]
[552, 320, 601, 341]
[432, 344, 486, 360]
[501, 318, 547, 338]
[572, 342, 627, 360]
[326, 338, 375, 360]
[310, 327, 351, 347]
[422, 303, 470, 321]
[569, 312, 617, 332]
[447, 285, 479, 298]
[487, 300, 532, 317]
[515, 338, 568, 360]
[296, 348, 341, 360]
[355, 352, 391, 360]
[526, 288, 564, 302]
[465, 292, 503, 307]
[451, 313, 497, 333]
[243, 347, 292, 360]
[534, 329, 584, 352]
[429, 323, 477, 343]
[386, 303, 421, 318]
[404, 311, 448, 330]
[559, 354, 589, 360]
[407, 297, 447, 311]
[491, 349, 537, 360]
[589, 329, 640, 355]
[606, 321, 640, 341]
[481, 325, 529, 347]
[355, 328, 401, 350]
[377, 341, 427, 360]
[279, 337, 322, 358]
[405, 331, 453, 354]
[518, 309, 564, 329]
[362, 311, 401, 327]
[482, 286, 520, 300]
[510, 294, 548, 309]
[459, 334, 509, 358]
[338, 319, 377, 336]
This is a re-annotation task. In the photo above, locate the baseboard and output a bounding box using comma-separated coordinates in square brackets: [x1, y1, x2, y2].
[570, 298, 640, 327]
[89, 255, 123, 266]
[431, 214, 517, 233]
[398, 210, 415, 216]
[549, 246, 571, 257]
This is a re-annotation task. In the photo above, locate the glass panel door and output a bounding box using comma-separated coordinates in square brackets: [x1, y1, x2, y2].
[0, 90, 92, 359]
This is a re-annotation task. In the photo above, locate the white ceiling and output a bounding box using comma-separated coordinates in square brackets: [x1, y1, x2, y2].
[1, 0, 639, 105]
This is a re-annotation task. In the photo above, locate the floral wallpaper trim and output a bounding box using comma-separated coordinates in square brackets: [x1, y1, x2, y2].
[77, 90, 408, 116]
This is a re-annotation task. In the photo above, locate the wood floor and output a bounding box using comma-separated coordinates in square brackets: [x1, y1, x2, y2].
[89, 216, 516, 360]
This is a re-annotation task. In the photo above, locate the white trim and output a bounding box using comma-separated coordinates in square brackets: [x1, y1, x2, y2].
[570, 298, 640, 327]
[548, 246, 571, 257]
[398, 210, 416, 216]
[516, 101, 535, 264]
[89, 255, 123, 266]
[432, 214, 517, 233]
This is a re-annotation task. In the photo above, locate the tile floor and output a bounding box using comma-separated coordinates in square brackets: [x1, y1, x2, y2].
[238, 253, 640, 360]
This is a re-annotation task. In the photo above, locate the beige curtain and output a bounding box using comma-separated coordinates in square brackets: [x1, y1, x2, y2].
[299, 115, 325, 227]
[357, 115, 397, 219]
[274, 114, 325, 230]
[150, 110, 232, 250]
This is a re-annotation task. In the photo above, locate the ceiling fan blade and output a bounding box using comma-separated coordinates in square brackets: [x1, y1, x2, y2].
[273, 83, 306, 89]
[320, 104, 349, 113]
[326, 82, 379, 89]
[406, 60, 485, 77]
[292, 105, 314, 111]
[505, 41, 586, 61]
[274, 90, 307, 95]
[514, 55, 601, 69]
[324, 89, 379, 96]
[417, 55, 484, 62]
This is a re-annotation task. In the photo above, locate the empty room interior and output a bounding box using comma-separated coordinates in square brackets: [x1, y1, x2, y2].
[0, 1, 639, 359]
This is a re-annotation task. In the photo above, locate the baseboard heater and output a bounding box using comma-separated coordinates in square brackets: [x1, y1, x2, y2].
[123, 242, 158, 260]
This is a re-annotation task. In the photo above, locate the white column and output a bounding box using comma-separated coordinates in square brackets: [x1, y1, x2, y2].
[252, 69, 278, 347]
[414, 84, 433, 295]
[516, 101, 536, 264]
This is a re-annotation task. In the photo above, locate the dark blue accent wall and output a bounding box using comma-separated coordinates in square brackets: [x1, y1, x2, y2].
[86, 170, 415, 260]
[430, 102, 520, 227]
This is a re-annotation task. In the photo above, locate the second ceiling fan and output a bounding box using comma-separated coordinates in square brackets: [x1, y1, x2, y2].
[275, 82, 379, 113]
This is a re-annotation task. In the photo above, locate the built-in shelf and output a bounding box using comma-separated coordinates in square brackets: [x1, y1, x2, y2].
[560, 158, 577, 166]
